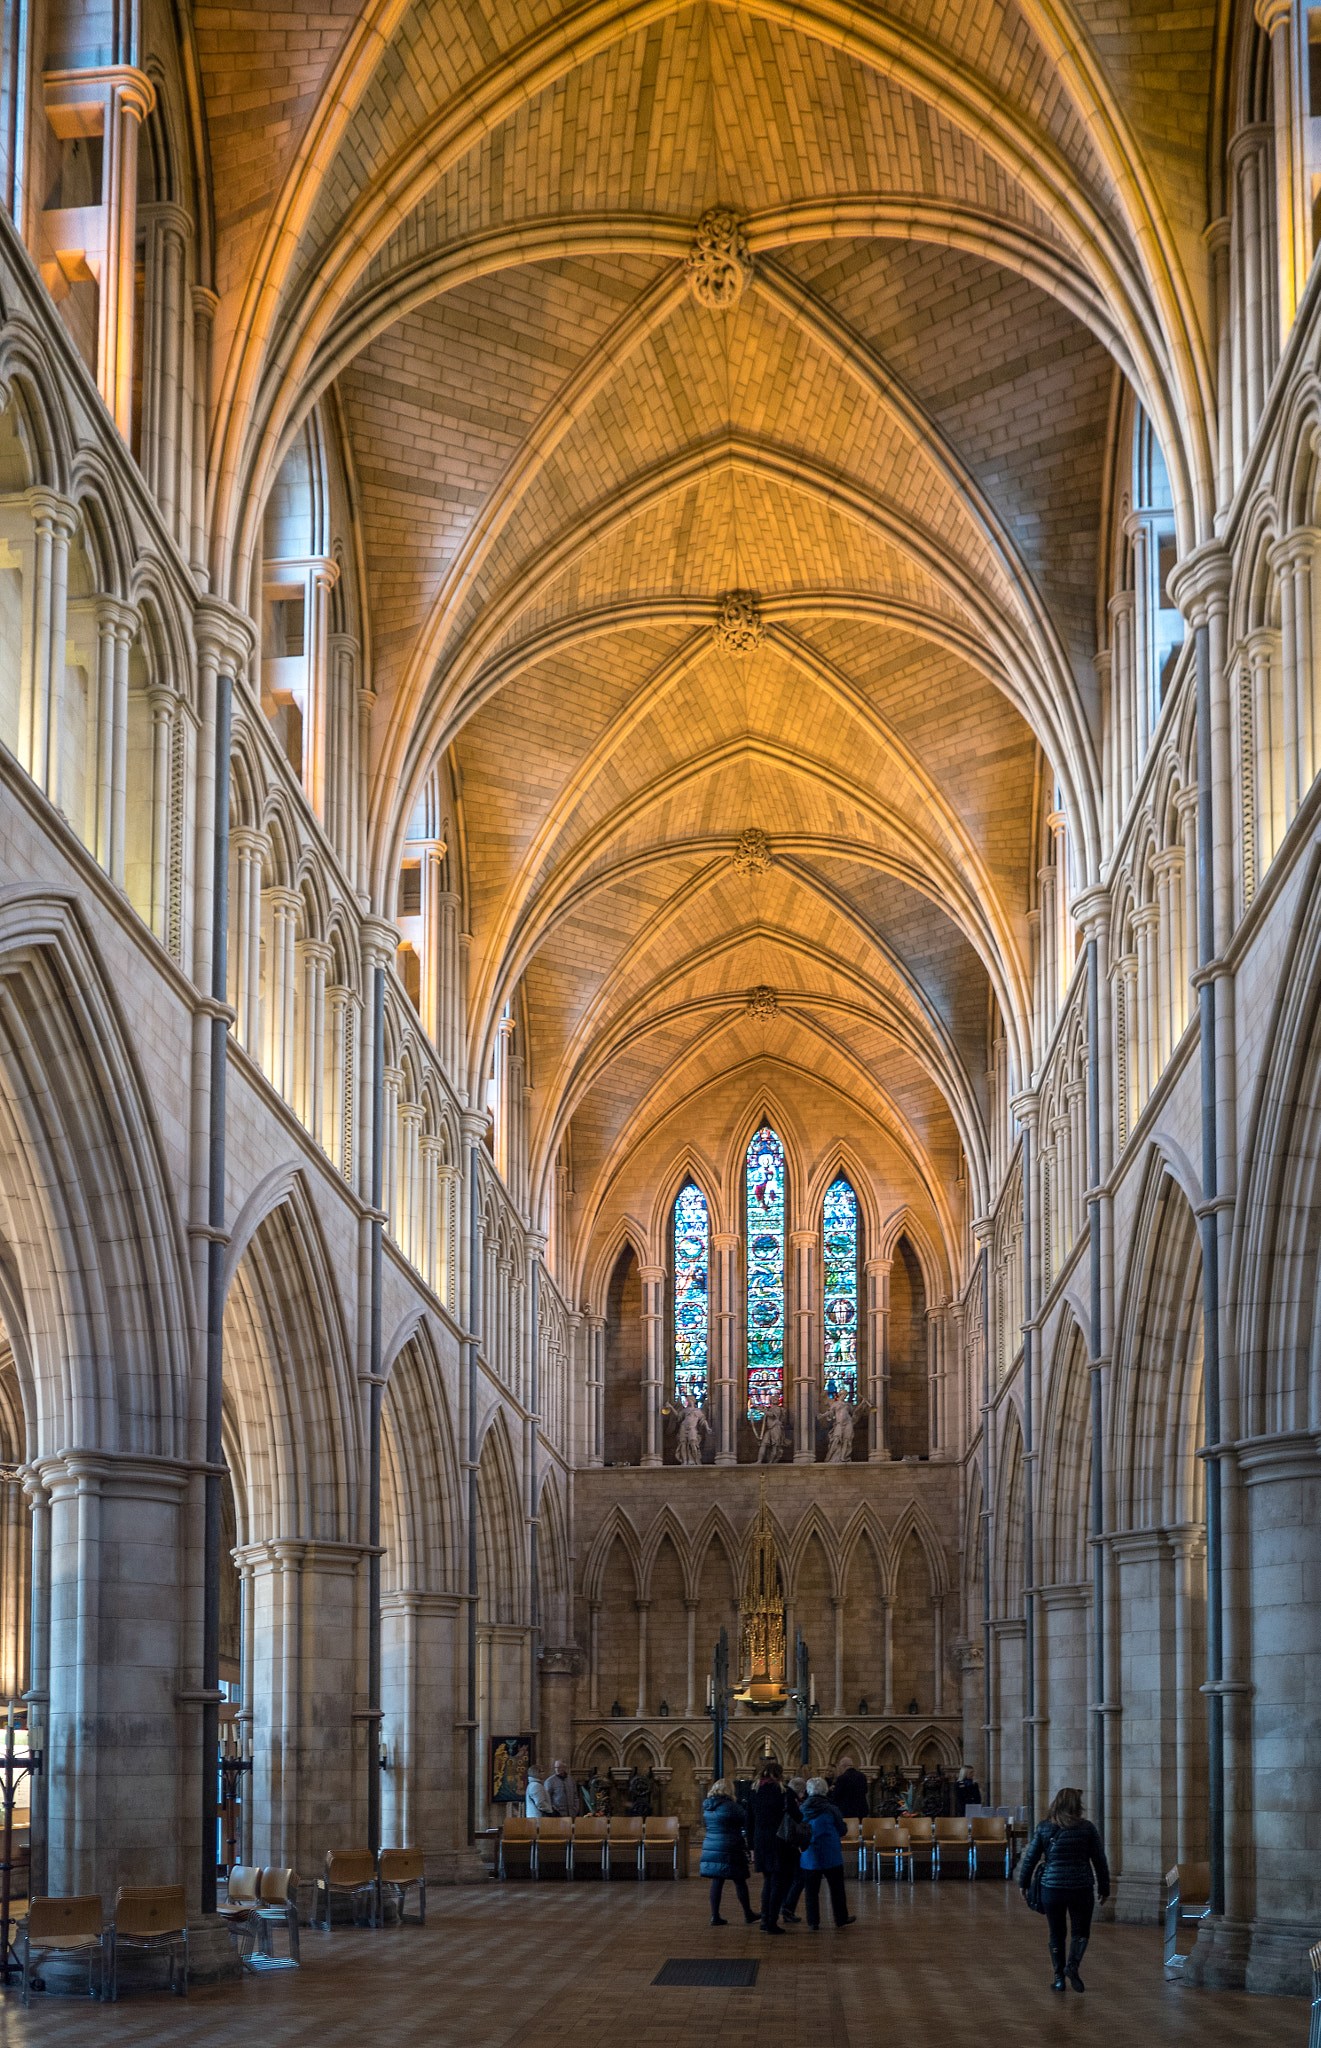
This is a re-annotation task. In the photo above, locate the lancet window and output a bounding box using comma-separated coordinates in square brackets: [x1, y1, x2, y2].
[823, 1176, 860, 1401]
[672, 1181, 709, 1404]
[745, 1124, 786, 1413]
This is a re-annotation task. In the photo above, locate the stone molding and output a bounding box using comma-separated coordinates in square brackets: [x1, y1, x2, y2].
[684, 208, 753, 308]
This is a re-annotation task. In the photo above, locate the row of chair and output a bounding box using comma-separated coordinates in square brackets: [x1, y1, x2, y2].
[501, 1816, 680, 1879]
[857, 1815, 1014, 1881]
[15, 1888, 189, 2006]
[312, 1847, 426, 1930]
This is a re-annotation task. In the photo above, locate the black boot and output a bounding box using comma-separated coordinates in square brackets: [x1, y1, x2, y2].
[1050, 1944, 1067, 1993]
[710, 1914, 727, 1926]
[1067, 1937, 1088, 1993]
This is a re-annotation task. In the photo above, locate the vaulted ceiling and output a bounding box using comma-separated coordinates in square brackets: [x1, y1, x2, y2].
[198, 0, 1222, 1284]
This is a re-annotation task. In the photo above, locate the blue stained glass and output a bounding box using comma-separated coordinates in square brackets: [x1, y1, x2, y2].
[673, 1182, 709, 1404]
[745, 1125, 786, 1414]
[823, 1176, 859, 1401]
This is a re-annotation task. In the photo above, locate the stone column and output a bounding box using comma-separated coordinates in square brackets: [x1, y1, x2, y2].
[239, 1538, 373, 1875]
[138, 201, 192, 535]
[585, 1315, 605, 1468]
[42, 68, 155, 437]
[1170, 1524, 1207, 1866]
[85, 596, 135, 882]
[381, 1067, 402, 1242]
[588, 1603, 601, 1715]
[296, 940, 330, 1144]
[685, 1601, 698, 1718]
[635, 1602, 650, 1719]
[37, 1451, 194, 1901]
[261, 887, 301, 1099]
[1132, 903, 1159, 1108]
[883, 1597, 894, 1716]
[791, 1229, 817, 1463]
[20, 491, 76, 799]
[229, 829, 266, 1055]
[303, 560, 339, 822]
[1256, 0, 1308, 343]
[323, 984, 355, 1175]
[1109, 587, 1138, 818]
[418, 840, 448, 1052]
[640, 1265, 665, 1467]
[832, 1598, 844, 1716]
[397, 1102, 424, 1272]
[865, 1256, 891, 1460]
[538, 1647, 583, 1774]
[711, 1234, 740, 1465]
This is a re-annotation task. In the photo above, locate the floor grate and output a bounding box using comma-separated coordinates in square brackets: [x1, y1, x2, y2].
[652, 1958, 759, 1988]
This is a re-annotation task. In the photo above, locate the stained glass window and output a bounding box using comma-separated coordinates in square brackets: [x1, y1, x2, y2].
[745, 1124, 786, 1414]
[823, 1176, 859, 1401]
[672, 1181, 709, 1404]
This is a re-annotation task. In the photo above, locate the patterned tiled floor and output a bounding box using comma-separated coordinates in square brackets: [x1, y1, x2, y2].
[0, 1881, 1303, 2045]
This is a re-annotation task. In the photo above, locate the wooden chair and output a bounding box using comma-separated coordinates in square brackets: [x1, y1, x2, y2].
[969, 1816, 1010, 1878]
[17, 1896, 105, 2006]
[378, 1847, 425, 1925]
[1309, 1938, 1321, 2048]
[571, 1816, 608, 1879]
[640, 1815, 680, 1879]
[217, 1866, 261, 1929]
[314, 1849, 378, 1929]
[841, 1816, 863, 1879]
[499, 1817, 537, 1879]
[609, 1816, 644, 1878]
[1163, 1862, 1211, 1972]
[933, 1817, 974, 1878]
[903, 1814, 937, 1878]
[109, 1886, 188, 2001]
[240, 1868, 299, 1971]
[535, 1816, 574, 1878]
[870, 1823, 911, 1882]
[858, 1818, 879, 1879]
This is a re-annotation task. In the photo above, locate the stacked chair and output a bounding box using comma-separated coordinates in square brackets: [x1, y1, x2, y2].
[15, 1896, 106, 2006]
[969, 1816, 1011, 1877]
[107, 1886, 188, 2002]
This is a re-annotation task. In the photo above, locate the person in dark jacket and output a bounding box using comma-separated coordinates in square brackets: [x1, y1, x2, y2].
[1018, 1785, 1110, 1992]
[953, 1766, 981, 1816]
[831, 1756, 868, 1821]
[746, 1760, 789, 1932]
[799, 1777, 856, 1929]
[780, 1777, 808, 1921]
[700, 1779, 757, 1926]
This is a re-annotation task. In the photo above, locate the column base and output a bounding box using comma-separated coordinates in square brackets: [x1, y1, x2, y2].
[793, 1450, 815, 1465]
[868, 1448, 892, 1463]
[1245, 1917, 1318, 1998]
[1112, 1871, 1164, 1924]
[640, 1454, 663, 1468]
[1181, 1914, 1253, 1991]
[188, 1914, 245, 1983]
[715, 1453, 737, 1467]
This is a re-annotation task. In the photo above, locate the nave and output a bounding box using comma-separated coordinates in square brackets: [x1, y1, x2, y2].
[0, 1886, 1298, 2048]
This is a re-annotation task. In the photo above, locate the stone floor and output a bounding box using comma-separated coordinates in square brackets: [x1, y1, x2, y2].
[0, 1880, 1304, 2046]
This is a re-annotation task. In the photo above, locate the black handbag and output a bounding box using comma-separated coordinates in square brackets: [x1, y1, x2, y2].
[1023, 1825, 1055, 1912]
[777, 1808, 811, 1851]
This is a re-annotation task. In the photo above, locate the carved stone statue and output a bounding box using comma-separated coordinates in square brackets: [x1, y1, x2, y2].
[820, 1392, 869, 1464]
[663, 1394, 711, 1465]
[611, 1699, 624, 1718]
[752, 1396, 790, 1463]
[585, 1771, 614, 1817]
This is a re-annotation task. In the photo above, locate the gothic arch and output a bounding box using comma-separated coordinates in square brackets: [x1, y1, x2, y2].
[580, 1504, 644, 1606]
[1110, 1152, 1204, 1532]
[0, 890, 191, 1457]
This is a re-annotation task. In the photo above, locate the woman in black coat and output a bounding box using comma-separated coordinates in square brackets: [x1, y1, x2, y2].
[746, 1760, 789, 1933]
[1018, 1785, 1110, 1993]
[699, 1780, 756, 1925]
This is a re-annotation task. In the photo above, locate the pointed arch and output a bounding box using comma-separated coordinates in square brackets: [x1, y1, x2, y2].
[580, 1504, 644, 1606]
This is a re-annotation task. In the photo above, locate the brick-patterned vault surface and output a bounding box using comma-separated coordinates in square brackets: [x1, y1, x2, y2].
[0, 1885, 1300, 2046]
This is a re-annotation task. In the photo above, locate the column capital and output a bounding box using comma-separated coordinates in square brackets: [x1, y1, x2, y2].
[1167, 537, 1232, 626]
[1254, 0, 1293, 34]
[1070, 883, 1112, 941]
[194, 594, 256, 673]
[790, 1229, 818, 1249]
[1149, 845, 1185, 881]
[263, 884, 302, 917]
[1266, 527, 1321, 576]
[44, 63, 157, 126]
[1009, 1089, 1039, 1128]
[296, 937, 333, 969]
[865, 1254, 892, 1277]
[360, 915, 400, 972]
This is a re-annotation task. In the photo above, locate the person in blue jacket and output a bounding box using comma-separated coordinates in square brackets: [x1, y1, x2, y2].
[1018, 1786, 1110, 1993]
[699, 1778, 757, 1926]
[798, 1776, 856, 1929]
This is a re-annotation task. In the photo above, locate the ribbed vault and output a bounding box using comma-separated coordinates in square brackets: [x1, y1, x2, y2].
[199, 0, 1221, 1287]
